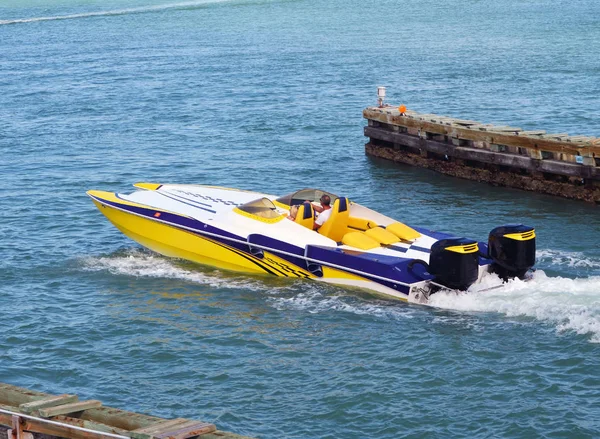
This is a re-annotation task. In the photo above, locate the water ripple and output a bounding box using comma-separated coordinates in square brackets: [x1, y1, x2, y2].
[3, 0, 600, 437]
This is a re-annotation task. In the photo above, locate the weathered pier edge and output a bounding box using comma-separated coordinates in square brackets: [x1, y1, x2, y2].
[0, 383, 254, 439]
[364, 106, 600, 203]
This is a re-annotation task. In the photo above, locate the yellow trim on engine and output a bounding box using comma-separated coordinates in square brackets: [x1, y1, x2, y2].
[133, 182, 163, 191]
[504, 230, 536, 241]
[233, 207, 285, 224]
[445, 243, 479, 254]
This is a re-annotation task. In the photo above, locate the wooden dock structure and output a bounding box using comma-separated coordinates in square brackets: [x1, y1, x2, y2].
[0, 383, 254, 439]
[363, 105, 600, 203]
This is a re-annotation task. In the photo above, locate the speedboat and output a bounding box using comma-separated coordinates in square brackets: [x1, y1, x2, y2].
[87, 184, 536, 304]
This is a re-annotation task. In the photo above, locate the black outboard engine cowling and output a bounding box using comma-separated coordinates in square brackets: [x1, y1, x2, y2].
[429, 238, 479, 291]
[488, 224, 536, 280]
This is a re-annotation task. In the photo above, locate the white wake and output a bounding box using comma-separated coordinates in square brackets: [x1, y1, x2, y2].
[80, 249, 272, 292]
[536, 248, 600, 270]
[0, 0, 229, 25]
[81, 247, 600, 341]
[430, 270, 600, 342]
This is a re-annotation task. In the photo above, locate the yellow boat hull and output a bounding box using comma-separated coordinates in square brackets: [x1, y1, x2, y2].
[88, 189, 410, 300]
[92, 199, 277, 274]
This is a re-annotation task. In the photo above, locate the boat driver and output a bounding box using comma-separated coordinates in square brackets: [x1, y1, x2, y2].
[312, 195, 332, 231]
[286, 205, 299, 221]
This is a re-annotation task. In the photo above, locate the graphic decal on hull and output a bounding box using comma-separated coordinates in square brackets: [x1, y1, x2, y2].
[171, 189, 239, 206]
[264, 256, 311, 278]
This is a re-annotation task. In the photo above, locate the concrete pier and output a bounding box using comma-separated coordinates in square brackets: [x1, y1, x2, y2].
[363, 106, 600, 203]
[0, 383, 254, 439]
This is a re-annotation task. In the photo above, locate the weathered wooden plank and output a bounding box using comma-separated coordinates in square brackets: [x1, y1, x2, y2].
[0, 383, 256, 439]
[154, 422, 216, 439]
[0, 384, 45, 407]
[519, 130, 546, 136]
[1, 416, 122, 439]
[52, 416, 132, 437]
[451, 119, 479, 126]
[130, 419, 188, 436]
[39, 401, 102, 418]
[363, 108, 595, 155]
[20, 395, 79, 414]
[567, 136, 596, 142]
[463, 124, 494, 130]
[79, 407, 163, 432]
[436, 117, 456, 125]
[479, 126, 522, 132]
[540, 133, 568, 140]
[364, 126, 600, 179]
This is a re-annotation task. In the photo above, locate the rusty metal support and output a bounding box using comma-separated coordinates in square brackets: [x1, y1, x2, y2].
[8, 414, 33, 439]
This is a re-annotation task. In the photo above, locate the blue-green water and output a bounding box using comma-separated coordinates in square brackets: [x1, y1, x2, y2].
[1, 1, 600, 437]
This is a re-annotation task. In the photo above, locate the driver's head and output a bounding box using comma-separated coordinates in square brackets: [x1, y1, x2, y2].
[320, 195, 331, 206]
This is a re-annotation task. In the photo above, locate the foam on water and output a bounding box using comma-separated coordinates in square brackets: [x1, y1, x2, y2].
[430, 270, 600, 342]
[79, 249, 270, 292]
[268, 285, 418, 319]
[4, 0, 600, 435]
[80, 249, 418, 319]
[0, 0, 229, 26]
[80, 248, 600, 340]
[537, 248, 600, 270]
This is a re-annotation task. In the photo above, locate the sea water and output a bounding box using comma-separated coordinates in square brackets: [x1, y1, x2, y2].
[1, 0, 600, 437]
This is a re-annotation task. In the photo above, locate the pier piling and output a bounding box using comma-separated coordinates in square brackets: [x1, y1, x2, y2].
[363, 106, 600, 202]
[0, 383, 254, 439]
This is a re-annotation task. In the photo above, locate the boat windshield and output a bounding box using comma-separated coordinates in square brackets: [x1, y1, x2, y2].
[275, 189, 338, 206]
[236, 197, 281, 219]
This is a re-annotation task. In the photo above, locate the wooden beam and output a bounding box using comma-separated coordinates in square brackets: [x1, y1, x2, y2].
[130, 419, 216, 439]
[39, 401, 102, 418]
[52, 415, 132, 437]
[20, 416, 122, 439]
[477, 125, 522, 132]
[519, 130, 546, 136]
[363, 108, 596, 156]
[130, 419, 188, 436]
[80, 407, 164, 432]
[155, 422, 216, 439]
[0, 383, 255, 439]
[0, 384, 46, 407]
[20, 395, 79, 414]
[364, 126, 599, 179]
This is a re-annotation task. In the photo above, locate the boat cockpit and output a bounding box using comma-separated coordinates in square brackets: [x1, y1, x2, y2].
[235, 197, 282, 221]
[275, 188, 338, 208]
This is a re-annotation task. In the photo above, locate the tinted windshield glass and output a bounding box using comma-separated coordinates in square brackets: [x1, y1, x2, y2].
[276, 189, 338, 206]
[237, 197, 281, 219]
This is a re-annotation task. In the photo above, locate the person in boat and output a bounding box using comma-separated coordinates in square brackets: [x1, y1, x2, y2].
[286, 205, 299, 221]
[312, 195, 332, 231]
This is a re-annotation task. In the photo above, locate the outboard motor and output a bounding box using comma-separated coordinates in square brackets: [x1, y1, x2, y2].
[429, 238, 479, 291]
[488, 224, 536, 280]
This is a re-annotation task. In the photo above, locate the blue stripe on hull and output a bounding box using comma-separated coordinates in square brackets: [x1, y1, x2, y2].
[306, 245, 432, 294]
